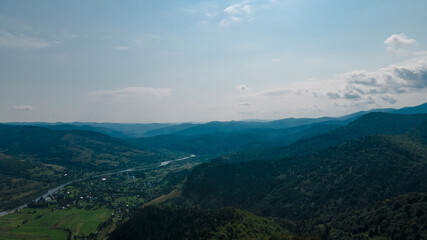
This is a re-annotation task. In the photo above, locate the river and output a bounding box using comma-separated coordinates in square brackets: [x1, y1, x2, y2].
[0, 154, 196, 217]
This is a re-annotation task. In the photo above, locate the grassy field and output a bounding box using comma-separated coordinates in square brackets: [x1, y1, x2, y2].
[0, 206, 111, 240]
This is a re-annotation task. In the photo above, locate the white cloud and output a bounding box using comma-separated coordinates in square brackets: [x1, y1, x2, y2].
[384, 33, 416, 55]
[296, 58, 427, 106]
[337, 60, 427, 97]
[235, 58, 427, 119]
[224, 1, 254, 15]
[92, 87, 172, 100]
[0, 32, 57, 49]
[217, 0, 281, 27]
[220, 0, 255, 27]
[384, 33, 416, 46]
[10, 105, 34, 111]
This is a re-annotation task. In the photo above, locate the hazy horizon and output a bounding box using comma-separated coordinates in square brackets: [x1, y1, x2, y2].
[1, 101, 425, 125]
[1, 0, 427, 123]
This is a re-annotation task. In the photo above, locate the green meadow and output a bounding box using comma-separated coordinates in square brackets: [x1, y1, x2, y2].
[0, 207, 111, 240]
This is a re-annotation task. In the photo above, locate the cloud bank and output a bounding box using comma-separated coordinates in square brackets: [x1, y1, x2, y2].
[332, 60, 427, 100]
[235, 58, 427, 119]
[10, 105, 34, 111]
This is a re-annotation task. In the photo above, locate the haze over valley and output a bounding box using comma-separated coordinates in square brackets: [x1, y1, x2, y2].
[1, 0, 427, 239]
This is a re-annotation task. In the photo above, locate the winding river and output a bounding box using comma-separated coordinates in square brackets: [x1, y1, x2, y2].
[0, 154, 196, 217]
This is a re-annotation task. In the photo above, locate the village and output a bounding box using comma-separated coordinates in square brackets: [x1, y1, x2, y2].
[19, 161, 190, 239]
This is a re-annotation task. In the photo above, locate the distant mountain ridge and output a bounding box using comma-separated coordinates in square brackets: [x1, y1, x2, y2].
[5, 102, 427, 139]
[134, 122, 342, 156]
[143, 102, 427, 137]
[5, 122, 174, 139]
[217, 112, 427, 163]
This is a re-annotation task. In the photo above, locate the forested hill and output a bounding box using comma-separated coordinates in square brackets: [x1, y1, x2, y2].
[109, 205, 310, 240]
[218, 112, 427, 163]
[0, 124, 164, 170]
[182, 120, 427, 222]
[328, 192, 427, 239]
[133, 123, 341, 156]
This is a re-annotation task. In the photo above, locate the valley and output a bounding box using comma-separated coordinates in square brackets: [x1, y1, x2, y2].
[2, 1, 427, 239]
[0, 155, 201, 239]
[1, 103, 427, 239]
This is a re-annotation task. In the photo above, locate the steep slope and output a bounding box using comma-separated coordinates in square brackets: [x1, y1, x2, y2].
[182, 120, 427, 221]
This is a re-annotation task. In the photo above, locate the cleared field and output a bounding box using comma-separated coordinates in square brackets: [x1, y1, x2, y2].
[0, 206, 111, 240]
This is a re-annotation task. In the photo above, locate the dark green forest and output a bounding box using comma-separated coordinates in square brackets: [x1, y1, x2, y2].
[328, 192, 427, 239]
[109, 205, 313, 240]
[183, 121, 427, 219]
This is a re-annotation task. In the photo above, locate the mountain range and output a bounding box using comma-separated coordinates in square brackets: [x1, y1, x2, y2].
[1, 102, 427, 239]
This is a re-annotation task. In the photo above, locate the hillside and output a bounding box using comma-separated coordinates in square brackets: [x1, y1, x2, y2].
[109, 205, 308, 240]
[139, 102, 427, 137]
[219, 112, 427, 163]
[5, 122, 175, 139]
[134, 123, 341, 156]
[328, 192, 427, 239]
[143, 117, 348, 138]
[182, 120, 427, 222]
[0, 124, 164, 170]
[0, 124, 174, 211]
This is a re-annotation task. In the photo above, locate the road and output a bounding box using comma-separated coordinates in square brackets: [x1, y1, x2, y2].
[0, 154, 196, 217]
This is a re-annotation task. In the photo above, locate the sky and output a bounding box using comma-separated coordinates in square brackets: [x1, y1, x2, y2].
[1, 0, 427, 123]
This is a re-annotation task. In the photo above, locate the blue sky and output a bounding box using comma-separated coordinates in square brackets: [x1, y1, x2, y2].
[1, 0, 427, 122]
